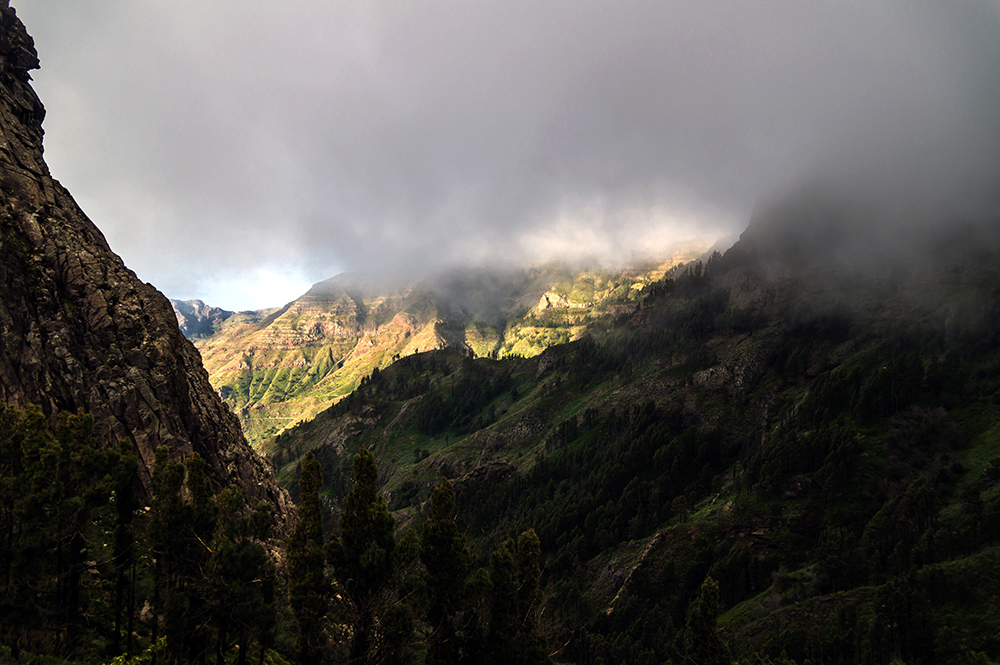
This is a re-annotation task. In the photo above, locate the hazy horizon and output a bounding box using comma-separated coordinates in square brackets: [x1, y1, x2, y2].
[14, 1, 1000, 310]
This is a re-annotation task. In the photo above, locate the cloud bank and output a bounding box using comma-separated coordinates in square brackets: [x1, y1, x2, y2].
[15, 1, 1000, 309]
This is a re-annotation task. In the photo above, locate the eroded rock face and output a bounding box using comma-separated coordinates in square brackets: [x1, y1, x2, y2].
[171, 299, 235, 339]
[0, 5, 288, 517]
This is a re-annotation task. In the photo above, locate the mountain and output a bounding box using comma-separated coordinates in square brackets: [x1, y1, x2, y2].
[11, 0, 1000, 660]
[263, 189, 1000, 662]
[0, 4, 287, 513]
[170, 298, 234, 338]
[190, 244, 713, 445]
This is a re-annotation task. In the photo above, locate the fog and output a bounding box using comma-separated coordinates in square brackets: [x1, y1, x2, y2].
[14, 1, 1000, 309]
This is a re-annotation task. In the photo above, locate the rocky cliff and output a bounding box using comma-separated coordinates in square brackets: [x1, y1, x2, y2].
[0, 3, 288, 515]
[171, 298, 235, 338]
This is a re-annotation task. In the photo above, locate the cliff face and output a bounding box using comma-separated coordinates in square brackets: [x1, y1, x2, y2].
[0, 4, 288, 514]
[171, 299, 235, 339]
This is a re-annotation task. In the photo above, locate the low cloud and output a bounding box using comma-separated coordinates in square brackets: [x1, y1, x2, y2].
[15, 0, 1000, 308]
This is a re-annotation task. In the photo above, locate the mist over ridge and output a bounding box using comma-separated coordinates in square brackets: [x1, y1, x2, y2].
[9, 2, 1000, 662]
[11, 1, 1000, 310]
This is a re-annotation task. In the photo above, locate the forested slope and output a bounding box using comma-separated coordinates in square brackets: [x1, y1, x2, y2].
[6, 195, 1000, 663]
[188, 248, 710, 446]
[264, 201, 1000, 664]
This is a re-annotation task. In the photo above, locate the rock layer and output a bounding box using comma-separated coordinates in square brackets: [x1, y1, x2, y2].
[0, 4, 288, 515]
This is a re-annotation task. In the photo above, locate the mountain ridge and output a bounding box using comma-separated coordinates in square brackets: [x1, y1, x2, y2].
[185, 246, 715, 445]
[260, 193, 1000, 663]
[170, 298, 235, 338]
[0, 4, 287, 514]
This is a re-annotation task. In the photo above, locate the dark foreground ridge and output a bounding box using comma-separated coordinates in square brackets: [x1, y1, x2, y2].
[0, 3, 287, 512]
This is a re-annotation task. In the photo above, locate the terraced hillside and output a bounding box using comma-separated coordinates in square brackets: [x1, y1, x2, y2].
[187, 245, 713, 445]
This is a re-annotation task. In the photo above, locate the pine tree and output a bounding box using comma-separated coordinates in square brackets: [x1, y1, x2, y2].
[208, 488, 276, 665]
[0, 405, 61, 657]
[328, 446, 406, 664]
[286, 452, 327, 665]
[0, 406, 123, 660]
[484, 529, 548, 665]
[52, 410, 102, 653]
[149, 447, 218, 664]
[0, 406, 58, 658]
[110, 442, 140, 659]
[420, 477, 471, 664]
[684, 576, 730, 665]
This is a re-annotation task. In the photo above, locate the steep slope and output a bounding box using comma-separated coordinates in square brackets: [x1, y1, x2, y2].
[170, 298, 234, 338]
[194, 247, 711, 446]
[0, 4, 287, 513]
[195, 275, 466, 444]
[265, 193, 1000, 662]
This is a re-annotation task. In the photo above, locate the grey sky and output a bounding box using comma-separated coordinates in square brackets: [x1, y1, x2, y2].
[13, 1, 1000, 310]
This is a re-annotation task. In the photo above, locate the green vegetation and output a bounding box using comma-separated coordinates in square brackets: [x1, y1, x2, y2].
[286, 453, 326, 665]
[194, 259, 704, 447]
[0, 406, 138, 660]
[8, 224, 1000, 662]
[0, 410, 554, 664]
[255, 230, 1000, 664]
[0, 404, 285, 664]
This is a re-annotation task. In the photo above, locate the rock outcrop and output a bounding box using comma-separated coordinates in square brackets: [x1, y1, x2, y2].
[171, 299, 234, 338]
[0, 3, 288, 516]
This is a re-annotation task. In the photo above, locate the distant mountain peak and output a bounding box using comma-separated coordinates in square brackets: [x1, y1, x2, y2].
[171, 298, 234, 338]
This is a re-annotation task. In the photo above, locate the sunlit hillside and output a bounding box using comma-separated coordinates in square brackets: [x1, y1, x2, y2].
[187, 245, 714, 445]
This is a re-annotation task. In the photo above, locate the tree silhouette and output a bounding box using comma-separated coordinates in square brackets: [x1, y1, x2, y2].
[484, 529, 548, 665]
[420, 477, 471, 663]
[286, 452, 327, 665]
[329, 446, 407, 664]
[684, 576, 730, 665]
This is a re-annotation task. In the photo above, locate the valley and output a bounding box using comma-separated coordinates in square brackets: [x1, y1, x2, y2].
[3, 0, 1000, 661]
[178, 245, 713, 445]
[249, 197, 1000, 663]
